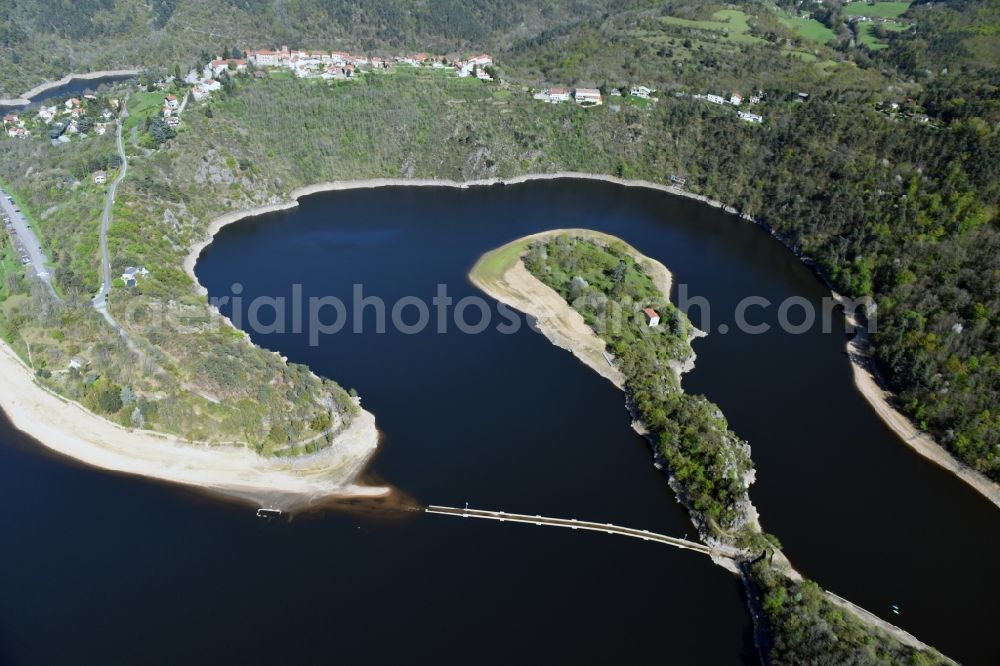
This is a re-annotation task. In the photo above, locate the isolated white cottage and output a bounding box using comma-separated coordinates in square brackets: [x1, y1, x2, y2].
[122, 266, 149, 286]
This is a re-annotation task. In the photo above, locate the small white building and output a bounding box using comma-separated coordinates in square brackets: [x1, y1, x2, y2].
[209, 59, 230, 76]
[574, 87, 602, 105]
[705, 94, 725, 105]
[738, 111, 763, 124]
[93, 170, 107, 184]
[730, 93, 743, 105]
[643, 308, 660, 327]
[121, 266, 149, 287]
[630, 86, 652, 99]
[546, 87, 571, 103]
[165, 94, 179, 109]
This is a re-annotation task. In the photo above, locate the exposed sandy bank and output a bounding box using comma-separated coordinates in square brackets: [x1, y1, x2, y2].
[468, 228, 666, 388]
[182, 173, 726, 291]
[466, 228, 700, 390]
[0, 69, 140, 106]
[835, 293, 1000, 508]
[0, 341, 384, 510]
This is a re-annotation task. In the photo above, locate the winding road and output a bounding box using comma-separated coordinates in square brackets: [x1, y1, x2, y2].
[92, 100, 128, 328]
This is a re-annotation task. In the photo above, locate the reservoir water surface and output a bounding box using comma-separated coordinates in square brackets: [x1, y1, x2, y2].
[1, 179, 996, 664]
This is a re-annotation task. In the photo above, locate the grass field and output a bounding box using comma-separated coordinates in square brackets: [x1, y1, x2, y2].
[857, 21, 909, 49]
[844, 2, 911, 19]
[776, 10, 837, 44]
[124, 91, 166, 133]
[661, 9, 764, 45]
[469, 236, 532, 287]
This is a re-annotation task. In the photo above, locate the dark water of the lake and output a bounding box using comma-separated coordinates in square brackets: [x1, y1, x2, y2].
[0, 74, 135, 115]
[1, 179, 996, 664]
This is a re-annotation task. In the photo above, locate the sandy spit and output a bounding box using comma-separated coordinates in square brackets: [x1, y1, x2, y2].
[0, 341, 385, 510]
[466, 227, 683, 389]
[0, 69, 140, 106]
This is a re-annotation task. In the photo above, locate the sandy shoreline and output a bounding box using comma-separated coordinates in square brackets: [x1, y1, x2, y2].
[0, 69, 140, 106]
[835, 292, 1000, 508]
[0, 340, 385, 510]
[186, 174, 996, 509]
[182, 173, 733, 290]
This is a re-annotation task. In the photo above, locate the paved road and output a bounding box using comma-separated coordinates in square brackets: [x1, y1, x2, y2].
[92, 100, 128, 327]
[0, 187, 58, 299]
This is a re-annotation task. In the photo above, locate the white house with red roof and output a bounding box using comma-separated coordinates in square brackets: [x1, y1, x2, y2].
[643, 308, 660, 327]
[209, 59, 229, 76]
[543, 87, 570, 102]
[249, 46, 288, 67]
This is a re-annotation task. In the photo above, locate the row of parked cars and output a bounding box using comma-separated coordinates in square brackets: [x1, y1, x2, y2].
[1, 205, 31, 266]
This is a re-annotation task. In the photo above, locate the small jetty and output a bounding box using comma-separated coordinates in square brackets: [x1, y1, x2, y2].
[256, 507, 283, 519]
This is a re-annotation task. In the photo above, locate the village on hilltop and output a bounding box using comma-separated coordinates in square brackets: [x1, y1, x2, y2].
[2, 41, 778, 159]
